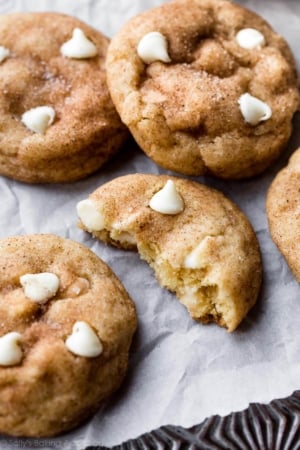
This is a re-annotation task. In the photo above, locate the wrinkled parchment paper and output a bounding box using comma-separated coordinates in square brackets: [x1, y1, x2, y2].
[0, 1, 300, 448]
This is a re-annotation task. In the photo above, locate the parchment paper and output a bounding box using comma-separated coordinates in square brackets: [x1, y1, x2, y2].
[0, 1, 300, 449]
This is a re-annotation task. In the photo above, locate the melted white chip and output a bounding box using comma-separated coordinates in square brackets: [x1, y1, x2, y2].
[65, 321, 103, 358]
[60, 28, 97, 59]
[238, 93, 272, 125]
[0, 332, 23, 366]
[0, 46, 10, 63]
[20, 273, 60, 304]
[77, 199, 105, 231]
[21, 106, 55, 134]
[149, 180, 184, 215]
[184, 236, 215, 269]
[236, 28, 266, 50]
[137, 31, 171, 64]
[185, 235, 226, 269]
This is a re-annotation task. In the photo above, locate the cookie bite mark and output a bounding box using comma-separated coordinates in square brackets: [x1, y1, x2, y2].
[78, 174, 262, 332]
[180, 234, 231, 327]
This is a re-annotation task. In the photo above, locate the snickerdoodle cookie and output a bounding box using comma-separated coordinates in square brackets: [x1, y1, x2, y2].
[77, 174, 262, 332]
[267, 148, 300, 281]
[0, 234, 137, 437]
[106, 0, 299, 179]
[0, 12, 128, 183]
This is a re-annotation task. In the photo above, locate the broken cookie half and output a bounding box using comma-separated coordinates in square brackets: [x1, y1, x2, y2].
[77, 174, 262, 332]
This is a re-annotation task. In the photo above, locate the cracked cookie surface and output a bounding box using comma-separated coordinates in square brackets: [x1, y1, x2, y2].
[78, 174, 262, 332]
[0, 12, 128, 183]
[267, 148, 300, 282]
[106, 0, 299, 179]
[0, 234, 137, 437]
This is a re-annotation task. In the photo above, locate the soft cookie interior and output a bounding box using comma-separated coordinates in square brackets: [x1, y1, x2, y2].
[77, 174, 262, 332]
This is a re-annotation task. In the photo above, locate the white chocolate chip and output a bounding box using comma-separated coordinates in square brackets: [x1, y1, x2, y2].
[60, 28, 97, 59]
[65, 321, 103, 358]
[77, 199, 104, 232]
[21, 106, 55, 134]
[20, 273, 60, 304]
[0, 332, 23, 366]
[236, 28, 266, 50]
[149, 180, 184, 215]
[0, 46, 10, 63]
[238, 93, 272, 125]
[184, 236, 214, 269]
[137, 31, 171, 64]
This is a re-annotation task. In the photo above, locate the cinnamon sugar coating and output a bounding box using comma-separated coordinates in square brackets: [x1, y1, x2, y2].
[106, 0, 299, 178]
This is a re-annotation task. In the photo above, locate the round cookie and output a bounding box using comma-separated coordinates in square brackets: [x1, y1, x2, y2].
[0, 234, 137, 437]
[267, 148, 300, 281]
[0, 12, 128, 183]
[77, 174, 262, 332]
[106, 0, 299, 179]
